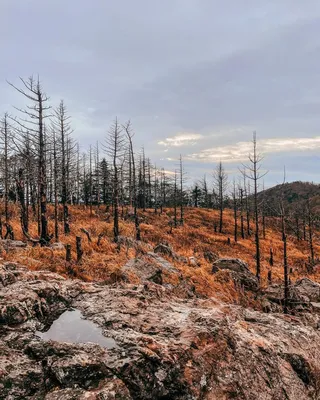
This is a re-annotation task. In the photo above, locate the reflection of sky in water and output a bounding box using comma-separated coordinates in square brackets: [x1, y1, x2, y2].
[36, 309, 117, 349]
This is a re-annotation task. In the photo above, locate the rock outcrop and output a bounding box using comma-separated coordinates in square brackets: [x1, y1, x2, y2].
[121, 252, 181, 285]
[212, 258, 259, 292]
[1, 263, 320, 399]
[264, 278, 320, 310]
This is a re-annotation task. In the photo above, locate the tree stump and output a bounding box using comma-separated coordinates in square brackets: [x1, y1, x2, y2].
[76, 236, 83, 263]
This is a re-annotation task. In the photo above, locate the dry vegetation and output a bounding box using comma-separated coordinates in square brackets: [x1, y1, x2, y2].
[4, 205, 320, 305]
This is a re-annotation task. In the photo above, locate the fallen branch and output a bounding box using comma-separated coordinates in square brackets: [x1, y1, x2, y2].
[22, 227, 39, 245]
[80, 228, 92, 242]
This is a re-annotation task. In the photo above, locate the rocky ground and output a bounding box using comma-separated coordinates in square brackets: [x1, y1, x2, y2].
[2, 249, 320, 399]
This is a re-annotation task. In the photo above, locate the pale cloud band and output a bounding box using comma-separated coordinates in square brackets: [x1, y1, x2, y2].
[158, 133, 203, 147]
[186, 136, 320, 163]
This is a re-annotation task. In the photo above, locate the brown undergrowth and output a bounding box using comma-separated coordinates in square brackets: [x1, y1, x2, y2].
[3, 205, 320, 305]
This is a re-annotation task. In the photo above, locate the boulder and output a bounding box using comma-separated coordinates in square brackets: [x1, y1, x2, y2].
[264, 278, 320, 307]
[0, 239, 27, 249]
[212, 258, 259, 291]
[50, 242, 66, 251]
[154, 243, 189, 265]
[263, 284, 286, 304]
[121, 252, 181, 285]
[188, 256, 200, 267]
[294, 278, 320, 303]
[154, 243, 177, 258]
[203, 250, 219, 263]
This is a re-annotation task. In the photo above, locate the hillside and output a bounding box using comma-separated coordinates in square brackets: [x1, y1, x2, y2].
[0, 205, 319, 303]
[258, 181, 320, 215]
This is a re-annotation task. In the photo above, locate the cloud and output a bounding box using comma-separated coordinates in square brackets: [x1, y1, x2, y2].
[2, 1, 320, 184]
[158, 133, 203, 147]
[187, 136, 320, 163]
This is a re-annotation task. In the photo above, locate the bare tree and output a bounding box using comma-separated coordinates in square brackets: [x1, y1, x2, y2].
[8, 76, 52, 245]
[16, 168, 28, 236]
[51, 100, 73, 234]
[123, 121, 141, 241]
[213, 161, 228, 233]
[279, 170, 289, 314]
[53, 131, 59, 241]
[232, 179, 238, 243]
[173, 170, 178, 228]
[239, 186, 245, 239]
[0, 113, 12, 223]
[307, 198, 315, 267]
[241, 132, 267, 283]
[105, 118, 125, 242]
[179, 155, 185, 226]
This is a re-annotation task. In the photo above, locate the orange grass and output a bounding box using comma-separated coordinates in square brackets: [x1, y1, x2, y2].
[3, 205, 320, 304]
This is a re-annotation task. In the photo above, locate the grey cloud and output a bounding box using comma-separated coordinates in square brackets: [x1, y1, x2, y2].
[1, 1, 320, 183]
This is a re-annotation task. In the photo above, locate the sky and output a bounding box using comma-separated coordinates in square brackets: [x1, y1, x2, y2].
[1, 0, 320, 188]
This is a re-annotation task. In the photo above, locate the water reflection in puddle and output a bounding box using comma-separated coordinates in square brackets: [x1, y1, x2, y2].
[36, 309, 117, 349]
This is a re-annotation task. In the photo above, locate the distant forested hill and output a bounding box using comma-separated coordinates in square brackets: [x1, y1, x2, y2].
[258, 181, 320, 215]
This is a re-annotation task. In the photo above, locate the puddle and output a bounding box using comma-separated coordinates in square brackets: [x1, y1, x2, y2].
[36, 309, 117, 349]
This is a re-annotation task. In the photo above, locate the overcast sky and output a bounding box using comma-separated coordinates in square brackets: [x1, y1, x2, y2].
[1, 0, 320, 187]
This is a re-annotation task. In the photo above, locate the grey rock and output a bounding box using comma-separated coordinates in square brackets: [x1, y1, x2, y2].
[121, 252, 181, 285]
[203, 250, 219, 263]
[294, 278, 320, 303]
[264, 278, 320, 307]
[50, 242, 66, 251]
[2, 264, 320, 399]
[0, 239, 27, 252]
[212, 258, 259, 291]
[188, 256, 200, 267]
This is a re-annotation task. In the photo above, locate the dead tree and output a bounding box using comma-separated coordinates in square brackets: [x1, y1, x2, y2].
[154, 165, 158, 214]
[213, 161, 228, 233]
[147, 158, 152, 208]
[160, 168, 167, 213]
[95, 141, 100, 207]
[241, 132, 267, 283]
[76, 236, 83, 263]
[269, 247, 274, 266]
[279, 183, 289, 314]
[16, 168, 29, 237]
[179, 155, 185, 226]
[239, 187, 245, 239]
[123, 121, 141, 241]
[261, 181, 266, 239]
[307, 198, 315, 266]
[105, 118, 125, 242]
[8, 76, 52, 246]
[173, 170, 178, 228]
[89, 145, 93, 216]
[51, 100, 72, 234]
[0, 113, 11, 223]
[294, 212, 301, 242]
[193, 184, 201, 208]
[65, 244, 72, 262]
[53, 131, 59, 241]
[232, 179, 238, 243]
[142, 149, 146, 211]
[246, 184, 252, 236]
[204, 175, 211, 208]
[4, 222, 14, 240]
